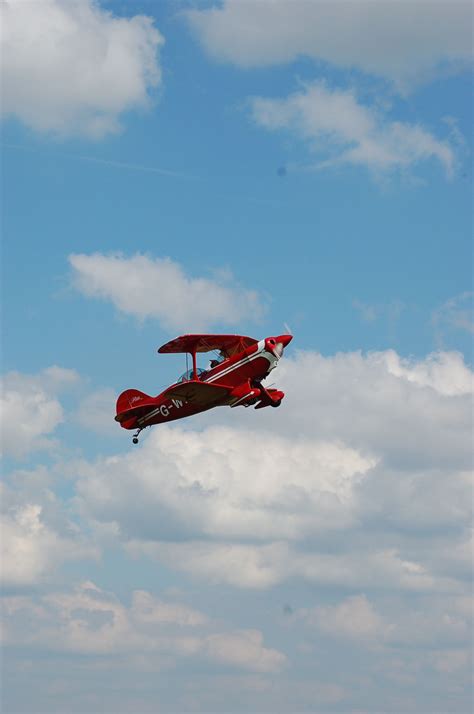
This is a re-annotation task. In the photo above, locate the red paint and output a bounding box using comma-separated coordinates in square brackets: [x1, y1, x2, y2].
[115, 333, 293, 442]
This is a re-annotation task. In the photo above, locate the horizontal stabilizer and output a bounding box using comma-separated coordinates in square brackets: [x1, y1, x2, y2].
[115, 403, 158, 423]
[254, 387, 284, 409]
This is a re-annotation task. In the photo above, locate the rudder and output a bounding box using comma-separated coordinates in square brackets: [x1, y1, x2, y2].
[116, 389, 153, 416]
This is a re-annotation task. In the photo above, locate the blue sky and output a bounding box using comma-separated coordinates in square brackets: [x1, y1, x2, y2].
[1, 1, 473, 712]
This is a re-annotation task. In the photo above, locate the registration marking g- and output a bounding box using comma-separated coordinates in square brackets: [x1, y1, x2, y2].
[139, 397, 185, 425]
[158, 400, 182, 419]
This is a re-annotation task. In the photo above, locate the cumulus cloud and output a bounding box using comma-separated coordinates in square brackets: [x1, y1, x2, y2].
[1, 366, 80, 458]
[69, 252, 266, 331]
[1, 0, 163, 138]
[381, 348, 473, 396]
[126, 539, 451, 593]
[1, 497, 98, 588]
[386, 595, 473, 650]
[273, 349, 473, 468]
[205, 630, 286, 673]
[131, 589, 207, 627]
[185, 0, 472, 87]
[3, 347, 472, 710]
[2, 581, 202, 655]
[75, 347, 472, 592]
[250, 81, 456, 177]
[2, 580, 285, 672]
[300, 594, 394, 643]
[76, 425, 375, 544]
[288, 592, 473, 675]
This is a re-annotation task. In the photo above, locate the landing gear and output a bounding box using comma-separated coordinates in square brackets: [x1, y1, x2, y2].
[132, 428, 142, 445]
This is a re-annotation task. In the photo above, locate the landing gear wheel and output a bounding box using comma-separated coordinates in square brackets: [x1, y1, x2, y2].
[132, 437, 139, 444]
[270, 399, 282, 408]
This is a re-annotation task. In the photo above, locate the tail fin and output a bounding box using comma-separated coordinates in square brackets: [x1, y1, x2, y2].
[116, 389, 152, 414]
[115, 389, 157, 426]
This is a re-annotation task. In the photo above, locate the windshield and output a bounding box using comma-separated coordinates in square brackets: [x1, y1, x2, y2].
[177, 368, 206, 383]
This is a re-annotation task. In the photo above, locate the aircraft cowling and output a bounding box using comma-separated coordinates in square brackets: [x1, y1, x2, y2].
[265, 334, 293, 359]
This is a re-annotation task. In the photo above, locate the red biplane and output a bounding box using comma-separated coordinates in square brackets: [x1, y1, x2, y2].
[115, 333, 293, 443]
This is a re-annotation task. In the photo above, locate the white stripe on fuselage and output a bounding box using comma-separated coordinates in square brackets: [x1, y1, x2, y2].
[205, 341, 266, 383]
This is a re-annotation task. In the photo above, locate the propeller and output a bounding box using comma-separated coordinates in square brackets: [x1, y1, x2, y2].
[273, 323, 293, 355]
[273, 332, 293, 358]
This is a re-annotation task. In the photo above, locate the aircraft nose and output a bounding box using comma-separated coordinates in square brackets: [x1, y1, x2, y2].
[276, 334, 293, 348]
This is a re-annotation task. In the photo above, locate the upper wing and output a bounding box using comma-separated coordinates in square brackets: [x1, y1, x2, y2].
[158, 334, 258, 358]
[163, 381, 232, 407]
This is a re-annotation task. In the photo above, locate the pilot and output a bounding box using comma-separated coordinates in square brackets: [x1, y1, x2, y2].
[209, 350, 225, 369]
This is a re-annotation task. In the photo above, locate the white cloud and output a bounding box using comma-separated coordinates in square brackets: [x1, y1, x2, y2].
[2, 349, 471, 711]
[127, 539, 449, 593]
[2, 581, 202, 655]
[273, 349, 472, 468]
[205, 630, 286, 673]
[356, 467, 473, 542]
[131, 590, 207, 627]
[127, 540, 287, 590]
[1, 501, 98, 587]
[1, 0, 163, 138]
[388, 597, 472, 650]
[75, 347, 472, 594]
[1, 366, 80, 458]
[250, 81, 456, 177]
[289, 592, 473, 664]
[185, 0, 472, 87]
[1, 452, 98, 588]
[76, 425, 375, 545]
[2, 581, 286, 672]
[69, 252, 266, 331]
[301, 594, 394, 642]
[382, 349, 473, 396]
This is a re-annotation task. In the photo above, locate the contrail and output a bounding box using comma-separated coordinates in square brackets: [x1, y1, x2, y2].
[74, 154, 194, 179]
[1, 143, 196, 180]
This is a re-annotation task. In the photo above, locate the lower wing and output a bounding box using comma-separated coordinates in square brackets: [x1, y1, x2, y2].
[164, 381, 232, 407]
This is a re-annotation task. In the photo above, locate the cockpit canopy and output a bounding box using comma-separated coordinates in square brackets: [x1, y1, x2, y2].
[177, 368, 207, 383]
